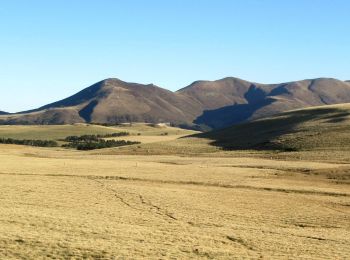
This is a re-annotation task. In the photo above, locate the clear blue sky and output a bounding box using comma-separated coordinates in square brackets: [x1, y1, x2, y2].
[1, 0, 349, 112]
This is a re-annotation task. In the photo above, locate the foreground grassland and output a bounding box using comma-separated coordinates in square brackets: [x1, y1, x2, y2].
[0, 123, 349, 259]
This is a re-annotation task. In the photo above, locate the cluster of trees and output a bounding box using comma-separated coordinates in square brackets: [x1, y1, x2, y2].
[0, 132, 136, 150]
[63, 132, 129, 142]
[62, 139, 140, 150]
[99, 132, 129, 138]
[90, 122, 133, 127]
[0, 138, 58, 147]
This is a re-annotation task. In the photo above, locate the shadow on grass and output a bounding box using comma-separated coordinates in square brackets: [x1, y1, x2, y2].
[192, 107, 350, 151]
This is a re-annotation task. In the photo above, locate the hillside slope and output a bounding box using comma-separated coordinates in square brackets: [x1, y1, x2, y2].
[0, 111, 8, 115]
[2, 77, 350, 128]
[199, 103, 350, 151]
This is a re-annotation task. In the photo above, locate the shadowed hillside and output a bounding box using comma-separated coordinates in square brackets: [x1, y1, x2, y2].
[0, 111, 8, 115]
[199, 103, 350, 151]
[179, 78, 350, 129]
[2, 77, 350, 128]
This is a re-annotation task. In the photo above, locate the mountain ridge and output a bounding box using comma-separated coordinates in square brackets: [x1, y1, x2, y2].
[2, 77, 350, 129]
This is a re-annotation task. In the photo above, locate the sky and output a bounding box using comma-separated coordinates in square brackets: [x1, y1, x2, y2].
[0, 0, 349, 112]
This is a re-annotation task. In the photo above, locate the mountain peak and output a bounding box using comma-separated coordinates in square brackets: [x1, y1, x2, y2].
[101, 78, 125, 84]
[177, 76, 250, 92]
[99, 78, 159, 91]
[217, 76, 251, 83]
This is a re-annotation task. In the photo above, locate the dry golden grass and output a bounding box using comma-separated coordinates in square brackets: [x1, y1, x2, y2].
[0, 123, 349, 259]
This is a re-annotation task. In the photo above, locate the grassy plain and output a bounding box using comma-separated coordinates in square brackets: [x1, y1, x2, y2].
[0, 123, 193, 140]
[0, 121, 349, 259]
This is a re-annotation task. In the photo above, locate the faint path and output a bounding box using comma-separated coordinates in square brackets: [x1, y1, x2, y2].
[90, 177, 179, 222]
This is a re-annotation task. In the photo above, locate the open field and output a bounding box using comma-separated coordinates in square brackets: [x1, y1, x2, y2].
[0, 123, 195, 140]
[0, 122, 349, 259]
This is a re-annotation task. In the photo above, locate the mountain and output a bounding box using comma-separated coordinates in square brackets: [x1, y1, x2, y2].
[0, 111, 8, 115]
[199, 103, 350, 151]
[0, 79, 200, 125]
[1, 77, 350, 129]
[178, 77, 350, 129]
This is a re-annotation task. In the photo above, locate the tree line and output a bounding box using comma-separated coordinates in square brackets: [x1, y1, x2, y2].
[62, 139, 140, 150]
[63, 132, 129, 142]
[61, 132, 139, 150]
[0, 138, 58, 147]
[0, 132, 138, 150]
